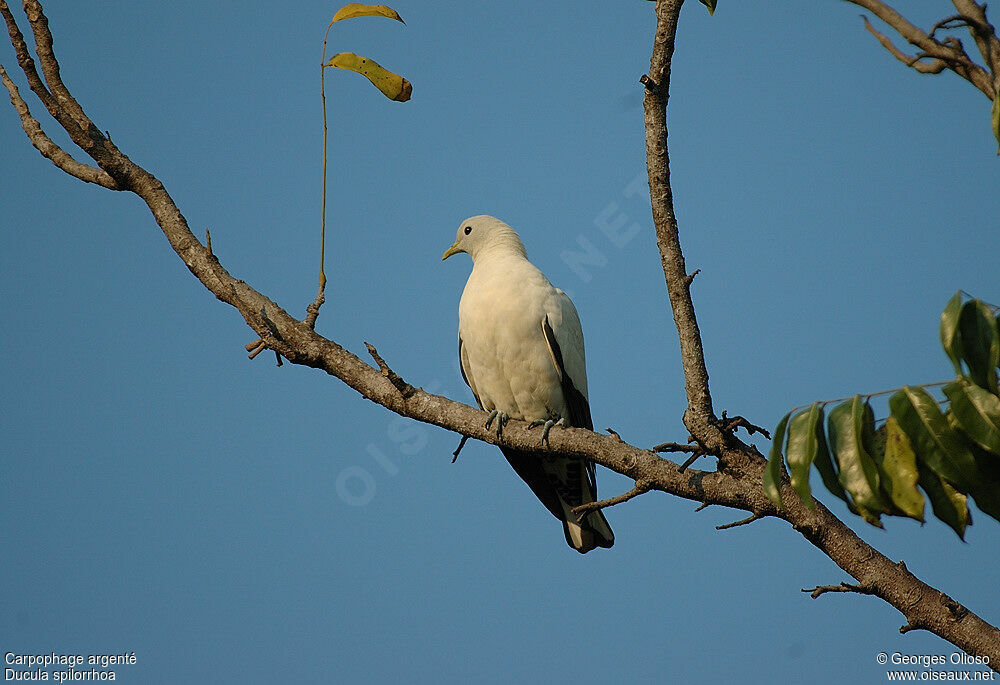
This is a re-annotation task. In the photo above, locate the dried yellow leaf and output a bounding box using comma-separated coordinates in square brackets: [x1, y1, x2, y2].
[331, 3, 404, 25]
[326, 52, 411, 102]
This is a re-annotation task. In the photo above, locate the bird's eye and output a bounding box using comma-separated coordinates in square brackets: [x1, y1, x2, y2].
[464, 226, 472, 235]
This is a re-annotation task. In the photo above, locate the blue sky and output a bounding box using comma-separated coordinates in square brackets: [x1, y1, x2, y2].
[2, 1, 998, 682]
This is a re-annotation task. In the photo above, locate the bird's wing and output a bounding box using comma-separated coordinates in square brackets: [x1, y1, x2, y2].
[540, 299, 593, 431]
[458, 336, 484, 410]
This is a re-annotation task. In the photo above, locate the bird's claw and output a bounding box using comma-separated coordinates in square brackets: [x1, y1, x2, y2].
[485, 410, 510, 440]
[529, 417, 565, 447]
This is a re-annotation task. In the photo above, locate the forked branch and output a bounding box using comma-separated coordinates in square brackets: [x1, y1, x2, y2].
[848, 0, 998, 98]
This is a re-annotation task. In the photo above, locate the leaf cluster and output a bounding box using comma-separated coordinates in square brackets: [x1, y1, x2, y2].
[766, 293, 1000, 538]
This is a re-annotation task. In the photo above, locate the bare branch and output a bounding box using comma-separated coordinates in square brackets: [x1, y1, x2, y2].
[719, 411, 771, 440]
[848, 0, 996, 97]
[1, 0, 80, 138]
[951, 0, 1000, 77]
[652, 440, 712, 471]
[929, 14, 976, 40]
[0, 64, 117, 187]
[451, 435, 469, 463]
[643, 0, 719, 446]
[365, 342, 415, 397]
[21, 0, 92, 132]
[803, 582, 878, 599]
[862, 16, 948, 74]
[571, 481, 651, 521]
[716, 512, 764, 531]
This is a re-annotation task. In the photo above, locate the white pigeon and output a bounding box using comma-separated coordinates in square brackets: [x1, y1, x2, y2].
[442, 215, 614, 553]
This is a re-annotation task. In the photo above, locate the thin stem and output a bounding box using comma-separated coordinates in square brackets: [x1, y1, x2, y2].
[783, 381, 951, 417]
[320, 21, 331, 295]
[304, 19, 335, 331]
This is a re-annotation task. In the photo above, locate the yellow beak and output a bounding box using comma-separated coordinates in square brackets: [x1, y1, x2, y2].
[441, 242, 462, 260]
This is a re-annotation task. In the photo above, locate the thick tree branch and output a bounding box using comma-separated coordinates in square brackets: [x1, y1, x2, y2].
[0, 64, 116, 188]
[643, 0, 719, 447]
[4, 0, 999, 668]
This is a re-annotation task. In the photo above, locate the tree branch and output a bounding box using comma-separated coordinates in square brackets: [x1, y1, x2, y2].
[716, 512, 764, 530]
[571, 480, 651, 520]
[643, 0, 720, 448]
[803, 582, 878, 599]
[4, 0, 999, 668]
[0, 63, 117, 188]
[847, 0, 997, 98]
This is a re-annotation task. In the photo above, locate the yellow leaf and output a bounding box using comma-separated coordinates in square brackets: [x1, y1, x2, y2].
[331, 3, 404, 24]
[326, 52, 411, 102]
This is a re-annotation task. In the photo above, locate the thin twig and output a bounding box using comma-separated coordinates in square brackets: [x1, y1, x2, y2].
[719, 411, 771, 440]
[716, 512, 764, 530]
[247, 341, 267, 360]
[652, 441, 699, 453]
[652, 440, 710, 472]
[929, 14, 975, 39]
[571, 481, 651, 521]
[802, 582, 878, 599]
[451, 435, 469, 463]
[862, 15, 948, 73]
[365, 342, 414, 397]
[783, 381, 952, 418]
[678, 452, 703, 472]
[305, 17, 338, 331]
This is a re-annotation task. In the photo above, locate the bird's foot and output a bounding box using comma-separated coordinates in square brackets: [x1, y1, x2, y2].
[484, 410, 510, 440]
[528, 417, 566, 447]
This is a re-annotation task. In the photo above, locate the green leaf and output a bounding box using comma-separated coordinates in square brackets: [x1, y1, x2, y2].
[890, 386, 979, 492]
[787, 405, 824, 507]
[959, 299, 1000, 394]
[992, 89, 1000, 155]
[325, 52, 412, 101]
[944, 378, 1000, 455]
[331, 3, 405, 24]
[699, 0, 717, 15]
[764, 412, 790, 508]
[968, 443, 1000, 523]
[880, 417, 925, 521]
[940, 291, 964, 376]
[918, 466, 971, 539]
[828, 397, 886, 518]
[810, 414, 848, 504]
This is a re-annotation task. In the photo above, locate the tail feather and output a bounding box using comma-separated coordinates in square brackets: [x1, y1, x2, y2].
[501, 447, 614, 553]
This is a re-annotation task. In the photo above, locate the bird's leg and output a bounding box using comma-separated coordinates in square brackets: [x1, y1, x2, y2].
[528, 417, 566, 447]
[484, 410, 510, 440]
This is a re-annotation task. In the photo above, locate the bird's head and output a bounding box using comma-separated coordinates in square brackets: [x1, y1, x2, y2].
[442, 215, 527, 262]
